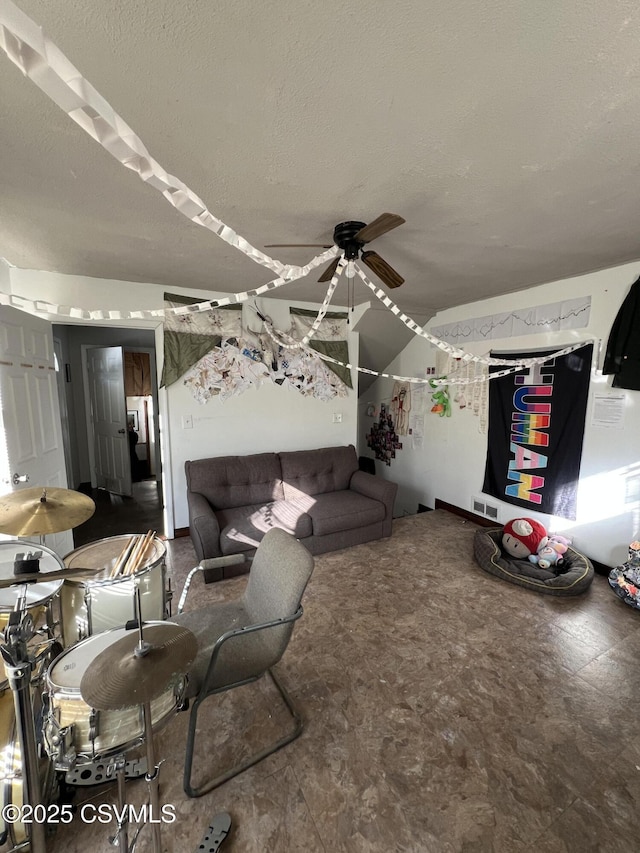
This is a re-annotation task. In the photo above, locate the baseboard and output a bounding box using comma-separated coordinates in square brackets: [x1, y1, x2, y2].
[590, 559, 612, 577]
[434, 499, 499, 528]
[434, 499, 612, 575]
[173, 527, 190, 538]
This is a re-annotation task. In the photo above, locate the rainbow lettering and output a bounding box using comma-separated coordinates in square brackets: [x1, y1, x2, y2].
[505, 472, 545, 504]
[505, 366, 553, 504]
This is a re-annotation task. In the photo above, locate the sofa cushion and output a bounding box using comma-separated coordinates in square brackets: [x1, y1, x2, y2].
[280, 445, 359, 500]
[186, 453, 284, 510]
[306, 490, 385, 537]
[217, 500, 313, 554]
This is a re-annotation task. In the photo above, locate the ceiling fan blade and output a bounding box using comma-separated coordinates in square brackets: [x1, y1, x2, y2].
[264, 244, 333, 248]
[360, 251, 404, 289]
[318, 257, 341, 282]
[355, 213, 405, 244]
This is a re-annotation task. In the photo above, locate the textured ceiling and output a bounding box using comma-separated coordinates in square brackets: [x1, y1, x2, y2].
[2, 0, 640, 383]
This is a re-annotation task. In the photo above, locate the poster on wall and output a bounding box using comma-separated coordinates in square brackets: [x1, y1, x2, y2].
[482, 343, 593, 520]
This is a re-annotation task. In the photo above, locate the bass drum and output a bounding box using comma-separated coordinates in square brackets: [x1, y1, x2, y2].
[61, 535, 167, 646]
[0, 689, 26, 848]
[0, 667, 56, 848]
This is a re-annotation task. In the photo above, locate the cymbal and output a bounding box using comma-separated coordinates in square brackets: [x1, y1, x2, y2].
[0, 487, 95, 536]
[0, 566, 103, 589]
[80, 623, 198, 711]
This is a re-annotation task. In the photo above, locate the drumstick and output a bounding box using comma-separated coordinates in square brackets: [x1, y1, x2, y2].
[131, 530, 156, 575]
[110, 536, 138, 578]
[123, 533, 147, 576]
[126, 530, 155, 576]
[133, 530, 156, 575]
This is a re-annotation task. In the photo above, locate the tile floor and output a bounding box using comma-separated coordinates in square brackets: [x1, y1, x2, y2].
[4, 509, 640, 852]
[72, 481, 164, 549]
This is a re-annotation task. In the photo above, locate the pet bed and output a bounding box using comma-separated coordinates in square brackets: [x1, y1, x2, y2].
[473, 528, 594, 596]
[608, 565, 640, 610]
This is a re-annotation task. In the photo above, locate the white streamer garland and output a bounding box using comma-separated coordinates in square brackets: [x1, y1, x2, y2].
[260, 313, 591, 386]
[0, 0, 338, 280]
[352, 265, 588, 369]
[0, 0, 595, 388]
[300, 257, 346, 345]
[0, 248, 336, 319]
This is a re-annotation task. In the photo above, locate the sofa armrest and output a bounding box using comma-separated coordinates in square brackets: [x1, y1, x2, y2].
[187, 491, 222, 561]
[349, 470, 398, 535]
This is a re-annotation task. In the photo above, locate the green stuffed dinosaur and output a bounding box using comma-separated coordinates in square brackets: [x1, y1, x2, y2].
[429, 378, 451, 417]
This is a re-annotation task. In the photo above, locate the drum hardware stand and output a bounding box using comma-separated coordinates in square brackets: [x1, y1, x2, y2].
[0, 604, 47, 853]
[83, 586, 94, 639]
[165, 578, 173, 618]
[132, 585, 163, 853]
[193, 813, 232, 853]
[41, 703, 77, 773]
[78, 599, 195, 853]
[108, 754, 131, 853]
[63, 754, 147, 787]
[195, 812, 231, 853]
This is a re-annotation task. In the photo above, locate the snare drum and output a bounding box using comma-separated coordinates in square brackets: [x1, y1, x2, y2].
[44, 625, 183, 766]
[61, 535, 167, 646]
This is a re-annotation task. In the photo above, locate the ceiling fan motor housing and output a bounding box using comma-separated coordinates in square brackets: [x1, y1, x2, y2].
[333, 221, 367, 259]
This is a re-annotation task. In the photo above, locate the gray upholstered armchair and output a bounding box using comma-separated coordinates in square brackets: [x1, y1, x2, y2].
[173, 527, 314, 797]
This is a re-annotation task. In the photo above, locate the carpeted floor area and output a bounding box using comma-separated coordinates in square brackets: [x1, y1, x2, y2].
[11, 509, 640, 852]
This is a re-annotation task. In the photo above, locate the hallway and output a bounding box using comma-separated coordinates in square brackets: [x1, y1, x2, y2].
[72, 480, 164, 550]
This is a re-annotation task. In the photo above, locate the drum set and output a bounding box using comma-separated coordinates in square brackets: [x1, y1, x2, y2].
[0, 487, 195, 853]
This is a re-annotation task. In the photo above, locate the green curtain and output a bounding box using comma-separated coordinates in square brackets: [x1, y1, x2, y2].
[289, 307, 352, 389]
[160, 293, 242, 387]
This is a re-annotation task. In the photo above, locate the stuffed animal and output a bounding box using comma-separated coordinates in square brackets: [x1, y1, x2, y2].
[502, 518, 548, 559]
[529, 534, 572, 570]
[429, 379, 451, 417]
[529, 545, 564, 570]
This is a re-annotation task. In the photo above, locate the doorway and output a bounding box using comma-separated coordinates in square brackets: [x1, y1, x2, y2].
[52, 324, 166, 549]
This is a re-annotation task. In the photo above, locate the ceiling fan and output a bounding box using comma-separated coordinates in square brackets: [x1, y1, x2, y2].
[266, 213, 406, 289]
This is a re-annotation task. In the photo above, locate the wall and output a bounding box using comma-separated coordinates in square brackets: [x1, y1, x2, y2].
[0, 259, 11, 292]
[359, 261, 640, 568]
[157, 295, 362, 532]
[9, 269, 361, 532]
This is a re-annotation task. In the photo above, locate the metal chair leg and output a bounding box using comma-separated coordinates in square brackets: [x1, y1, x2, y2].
[183, 668, 304, 798]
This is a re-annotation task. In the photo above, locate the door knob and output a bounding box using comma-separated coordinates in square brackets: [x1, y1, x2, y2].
[118, 428, 126, 434]
[12, 473, 29, 485]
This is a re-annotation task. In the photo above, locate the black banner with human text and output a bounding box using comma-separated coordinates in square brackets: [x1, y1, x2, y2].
[482, 344, 593, 520]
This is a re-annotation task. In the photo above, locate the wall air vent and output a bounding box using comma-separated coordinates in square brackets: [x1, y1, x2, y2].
[472, 496, 499, 520]
[472, 497, 486, 515]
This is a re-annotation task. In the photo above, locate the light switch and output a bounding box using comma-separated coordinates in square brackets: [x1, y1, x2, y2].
[332, 413, 342, 423]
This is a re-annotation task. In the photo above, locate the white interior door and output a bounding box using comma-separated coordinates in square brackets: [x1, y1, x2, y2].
[86, 346, 132, 497]
[0, 305, 73, 557]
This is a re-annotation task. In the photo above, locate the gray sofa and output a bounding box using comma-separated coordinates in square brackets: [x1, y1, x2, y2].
[185, 445, 397, 574]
